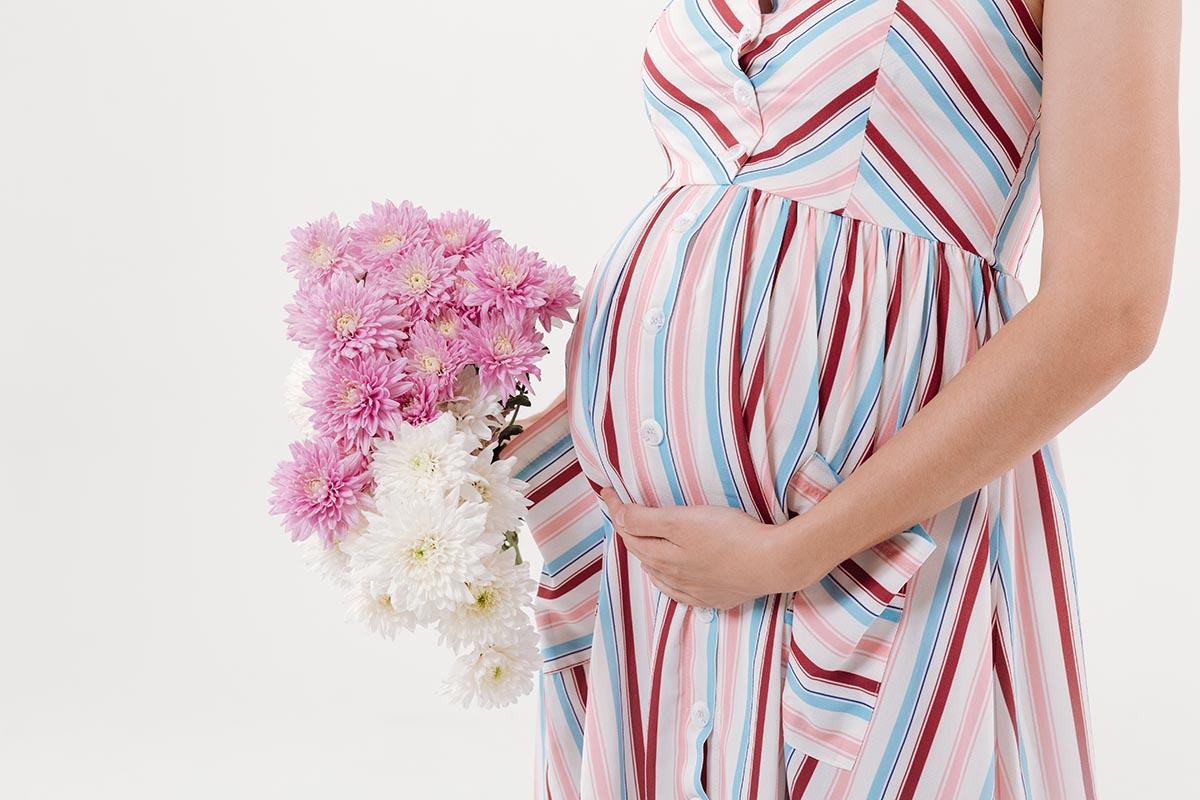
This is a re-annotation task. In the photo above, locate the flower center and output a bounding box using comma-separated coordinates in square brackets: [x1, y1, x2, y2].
[491, 334, 514, 356]
[409, 534, 439, 564]
[310, 244, 333, 267]
[409, 452, 438, 476]
[405, 270, 430, 292]
[419, 352, 443, 373]
[334, 310, 359, 336]
[473, 589, 495, 611]
[340, 381, 363, 405]
[490, 666, 504, 681]
[498, 262, 517, 284]
[379, 231, 404, 250]
[304, 476, 327, 498]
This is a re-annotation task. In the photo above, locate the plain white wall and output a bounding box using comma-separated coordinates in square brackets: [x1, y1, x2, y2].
[0, 2, 1195, 797]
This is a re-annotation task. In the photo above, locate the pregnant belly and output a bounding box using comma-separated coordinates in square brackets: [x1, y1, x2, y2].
[562, 181, 1022, 520]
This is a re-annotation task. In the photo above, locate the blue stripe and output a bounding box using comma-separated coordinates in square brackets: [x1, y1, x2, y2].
[655, 187, 728, 506]
[868, 495, 977, 795]
[643, 82, 732, 184]
[703, 186, 752, 509]
[544, 526, 606, 577]
[888, 28, 1011, 193]
[858, 154, 939, 239]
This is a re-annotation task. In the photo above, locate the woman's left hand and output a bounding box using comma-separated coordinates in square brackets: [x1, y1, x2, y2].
[598, 486, 832, 609]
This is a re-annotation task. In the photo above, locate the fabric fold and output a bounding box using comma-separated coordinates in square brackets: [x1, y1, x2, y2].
[780, 450, 939, 770]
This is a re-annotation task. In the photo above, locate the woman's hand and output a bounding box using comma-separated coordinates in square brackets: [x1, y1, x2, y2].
[598, 487, 835, 609]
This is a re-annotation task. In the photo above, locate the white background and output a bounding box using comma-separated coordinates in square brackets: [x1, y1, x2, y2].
[0, 1, 1195, 797]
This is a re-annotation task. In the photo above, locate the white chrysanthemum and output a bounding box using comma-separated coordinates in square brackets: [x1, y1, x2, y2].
[284, 352, 317, 437]
[462, 444, 533, 537]
[347, 492, 499, 620]
[442, 623, 541, 708]
[298, 530, 356, 589]
[440, 365, 506, 445]
[369, 412, 481, 502]
[435, 546, 537, 650]
[346, 578, 420, 639]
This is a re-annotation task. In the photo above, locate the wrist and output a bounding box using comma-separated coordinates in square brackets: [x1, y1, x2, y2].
[761, 508, 845, 594]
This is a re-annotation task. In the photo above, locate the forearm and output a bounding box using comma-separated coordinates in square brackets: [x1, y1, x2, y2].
[767, 285, 1144, 593]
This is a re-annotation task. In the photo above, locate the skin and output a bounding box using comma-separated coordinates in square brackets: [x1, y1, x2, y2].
[526, 0, 1181, 610]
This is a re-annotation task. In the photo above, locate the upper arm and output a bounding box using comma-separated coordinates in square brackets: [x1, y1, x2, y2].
[1037, 0, 1180, 349]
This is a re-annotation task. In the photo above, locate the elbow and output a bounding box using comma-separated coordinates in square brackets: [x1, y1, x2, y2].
[1095, 295, 1166, 374]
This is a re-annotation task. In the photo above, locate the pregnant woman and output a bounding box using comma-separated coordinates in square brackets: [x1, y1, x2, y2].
[505, 0, 1179, 797]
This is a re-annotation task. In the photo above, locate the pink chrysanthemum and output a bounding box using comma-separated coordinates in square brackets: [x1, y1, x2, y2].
[305, 352, 414, 454]
[429, 306, 464, 340]
[376, 243, 459, 317]
[282, 213, 361, 286]
[349, 199, 431, 271]
[460, 314, 546, 394]
[533, 262, 582, 331]
[285, 276, 408, 363]
[429, 209, 501, 257]
[269, 438, 374, 545]
[399, 373, 445, 425]
[404, 320, 467, 387]
[461, 241, 550, 319]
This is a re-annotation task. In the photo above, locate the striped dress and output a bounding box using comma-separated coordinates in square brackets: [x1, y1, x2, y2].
[504, 0, 1098, 797]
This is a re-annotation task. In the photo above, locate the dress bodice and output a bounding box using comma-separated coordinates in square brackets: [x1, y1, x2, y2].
[642, 0, 1044, 274]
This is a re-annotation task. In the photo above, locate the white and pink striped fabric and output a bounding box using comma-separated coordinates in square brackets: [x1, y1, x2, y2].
[504, 1, 1096, 797]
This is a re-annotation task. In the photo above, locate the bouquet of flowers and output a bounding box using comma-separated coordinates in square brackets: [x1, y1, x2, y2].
[268, 199, 580, 707]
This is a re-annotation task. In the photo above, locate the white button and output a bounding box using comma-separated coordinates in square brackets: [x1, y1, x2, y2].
[639, 418, 664, 446]
[671, 212, 696, 232]
[734, 80, 756, 108]
[727, 143, 746, 159]
[737, 25, 756, 45]
[695, 606, 715, 622]
[643, 307, 665, 333]
[690, 702, 710, 727]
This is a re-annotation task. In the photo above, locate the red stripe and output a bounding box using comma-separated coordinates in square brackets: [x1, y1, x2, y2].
[709, 0, 743, 33]
[743, 202, 798, 433]
[866, 120, 977, 253]
[747, 0, 840, 64]
[897, 499, 989, 798]
[1004, 0, 1043, 54]
[643, 51, 740, 150]
[1032, 449, 1098, 800]
[536, 556, 602, 600]
[599, 191, 684, 494]
[896, 1, 1021, 168]
[613, 536, 649, 799]
[789, 754, 819, 798]
[790, 636, 883, 695]
[528, 459, 582, 506]
[818, 223, 858, 417]
[726, 190, 776, 521]
[747, 594, 783, 798]
[749, 70, 878, 164]
[644, 600, 680, 798]
[919, 245, 951, 409]
[992, 614, 1018, 728]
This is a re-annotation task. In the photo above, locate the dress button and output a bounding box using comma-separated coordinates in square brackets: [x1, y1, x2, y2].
[737, 25, 756, 45]
[734, 80, 756, 108]
[643, 307, 665, 333]
[671, 211, 696, 232]
[691, 702, 710, 727]
[639, 418, 664, 446]
[728, 143, 747, 159]
[695, 606, 715, 622]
